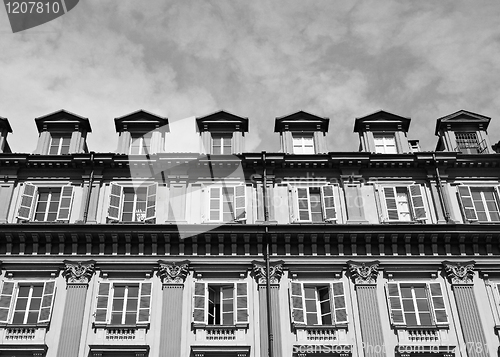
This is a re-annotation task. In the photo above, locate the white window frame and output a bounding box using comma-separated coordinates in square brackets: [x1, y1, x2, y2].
[16, 183, 75, 222]
[129, 132, 152, 155]
[49, 134, 71, 155]
[373, 133, 397, 154]
[289, 184, 338, 223]
[377, 184, 428, 223]
[205, 184, 246, 223]
[211, 133, 233, 155]
[457, 185, 500, 223]
[292, 133, 315, 154]
[107, 183, 157, 223]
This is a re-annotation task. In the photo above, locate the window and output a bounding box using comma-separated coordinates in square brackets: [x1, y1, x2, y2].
[386, 282, 448, 327]
[130, 133, 152, 155]
[290, 185, 337, 223]
[94, 281, 152, 325]
[192, 282, 248, 326]
[107, 183, 157, 222]
[17, 183, 74, 222]
[374, 134, 397, 154]
[212, 134, 232, 155]
[378, 185, 427, 222]
[205, 185, 246, 223]
[49, 134, 71, 155]
[292, 134, 315, 154]
[455, 132, 482, 154]
[0, 281, 56, 325]
[289, 282, 347, 326]
[457, 186, 500, 223]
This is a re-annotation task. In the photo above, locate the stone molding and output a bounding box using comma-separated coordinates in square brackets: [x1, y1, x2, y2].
[347, 260, 380, 284]
[252, 260, 284, 284]
[158, 260, 190, 284]
[62, 260, 95, 284]
[443, 260, 475, 284]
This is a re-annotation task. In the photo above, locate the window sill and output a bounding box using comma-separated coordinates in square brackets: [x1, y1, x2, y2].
[192, 323, 249, 330]
[292, 324, 347, 330]
[393, 325, 448, 330]
[93, 323, 149, 329]
[0, 323, 49, 328]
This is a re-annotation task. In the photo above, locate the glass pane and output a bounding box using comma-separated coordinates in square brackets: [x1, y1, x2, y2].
[419, 313, 432, 325]
[127, 286, 139, 297]
[15, 298, 27, 311]
[416, 298, 430, 312]
[320, 301, 331, 314]
[305, 300, 317, 313]
[127, 298, 138, 312]
[113, 298, 124, 311]
[405, 313, 417, 325]
[222, 312, 233, 325]
[17, 286, 30, 297]
[306, 313, 318, 325]
[12, 312, 24, 324]
[402, 299, 415, 312]
[304, 287, 316, 299]
[413, 287, 426, 298]
[111, 313, 122, 324]
[114, 286, 125, 297]
[29, 297, 41, 310]
[125, 312, 136, 324]
[400, 287, 412, 298]
[321, 314, 332, 325]
[27, 311, 38, 323]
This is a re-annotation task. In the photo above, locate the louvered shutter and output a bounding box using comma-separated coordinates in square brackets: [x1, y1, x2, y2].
[408, 185, 427, 221]
[296, 187, 311, 222]
[145, 183, 157, 221]
[331, 282, 348, 324]
[383, 187, 399, 221]
[95, 282, 111, 323]
[17, 183, 37, 221]
[56, 185, 74, 221]
[0, 282, 15, 323]
[193, 282, 207, 323]
[208, 187, 221, 222]
[234, 184, 247, 222]
[137, 282, 152, 324]
[289, 185, 298, 223]
[38, 281, 56, 323]
[428, 282, 448, 325]
[321, 185, 336, 222]
[235, 282, 248, 323]
[107, 183, 123, 221]
[386, 283, 405, 325]
[457, 186, 478, 221]
[289, 282, 305, 324]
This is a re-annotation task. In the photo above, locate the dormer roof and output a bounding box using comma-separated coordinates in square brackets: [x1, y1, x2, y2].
[434, 110, 491, 135]
[0, 116, 12, 133]
[114, 110, 169, 132]
[35, 109, 91, 133]
[196, 110, 248, 132]
[274, 111, 329, 132]
[354, 110, 411, 133]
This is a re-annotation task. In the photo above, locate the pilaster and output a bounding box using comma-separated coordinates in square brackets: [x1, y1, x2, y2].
[348, 260, 385, 357]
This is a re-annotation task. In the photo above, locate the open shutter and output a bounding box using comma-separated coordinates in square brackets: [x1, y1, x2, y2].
[193, 282, 207, 324]
[457, 186, 478, 221]
[17, 183, 38, 221]
[321, 185, 337, 222]
[383, 187, 399, 221]
[428, 282, 448, 325]
[0, 282, 15, 323]
[234, 184, 247, 222]
[289, 282, 305, 324]
[145, 183, 157, 221]
[208, 187, 221, 222]
[331, 282, 347, 324]
[95, 282, 111, 323]
[56, 185, 74, 221]
[137, 282, 152, 324]
[289, 185, 298, 223]
[107, 183, 123, 221]
[235, 282, 248, 323]
[296, 187, 311, 222]
[38, 281, 56, 323]
[408, 184, 427, 221]
[386, 283, 405, 325]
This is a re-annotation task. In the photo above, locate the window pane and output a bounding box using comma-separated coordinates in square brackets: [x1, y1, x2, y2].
[402, 299, 415, 312]
[27, 311, 38, 324]
[306, 313, 318, 325]
[127, 298, 138, 312]
[400, 287, 412, 298]
[321, 314, 332, 325]
[222, 312, 233, 325]
[29, 297, 41, 310]
[405, 313, 417, 325]
[111, 313, 122, 325]
[416, 298, 430, 312]
[305, 300, 317, 313]
[127, 286, 139, 298]
[17, 286, 30, 297]
[419, 313, 432, 325]
[113, 299, 124, 311]
[12, 312, 24, 324]
[15, 298, 27, 311]
[413, 287, 426, 298]
[114, 286, 125, 297]
[304, 287, 316, 299]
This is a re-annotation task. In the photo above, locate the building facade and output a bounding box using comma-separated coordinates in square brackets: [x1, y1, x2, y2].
[0, 109, 499, 357]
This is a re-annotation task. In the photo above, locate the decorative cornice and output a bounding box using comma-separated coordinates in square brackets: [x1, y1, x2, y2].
[348, 260, 380, 284]
[158, 260, 190, 284]
[443, 261, 475, 284]
[62, 260, 95, 284]
[252, 260, 284, 284]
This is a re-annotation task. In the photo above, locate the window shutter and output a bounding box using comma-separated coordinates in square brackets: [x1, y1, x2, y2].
[383, 187, 399, 221]
[234, 184, 247, 222]
[137, 282, 152, 324]
[289, 185, 298, 223]
[107, 183, 123, 221]
[145, 183, 157, 221]
[95, 282, 111, 323]
[56, 185, 74, 221]
[321, 185, 337, 222]
[193, 282, 207, 324]
[289, 282, 305, 324]
[38, 281, 56, 323]
[235, 282, 248, 323]
[0, 281, 15, 323]
[428, 282, 448, 325]
[331, 282, 348, 324]
[208, 187, 221, 222]
[386, 283, 405, 325]
[457, 186, 478, 221]
[17, 183, 38, 221]
[408, 184, 427, 221]
[296, 187, 311, 222]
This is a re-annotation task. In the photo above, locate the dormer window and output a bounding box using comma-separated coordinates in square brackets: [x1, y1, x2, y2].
[212, 133, 232, 155]
[292, 133, 315, 154]
[49, 134, 71, 155]
[373, 133, 397, 154]
[129, 132, 152, 155]
[455, 132, 484, 154]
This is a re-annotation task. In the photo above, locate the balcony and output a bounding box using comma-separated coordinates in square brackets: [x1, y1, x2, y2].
[194, 325, 247, 342]
[396, 328, 455, 356]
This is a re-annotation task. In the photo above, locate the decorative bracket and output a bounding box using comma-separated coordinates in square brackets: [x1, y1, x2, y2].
[443, 261, 475, 284]
[347, 260, 380, 284]
[63, 260, 95, 284]
[158, 260, 190, 284]
[252, 260, 284, 284]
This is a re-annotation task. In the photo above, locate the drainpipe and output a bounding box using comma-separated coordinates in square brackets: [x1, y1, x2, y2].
[432, 153, 451, 222]
[262, 151, 273, 357]
[83, 151, 95, 223]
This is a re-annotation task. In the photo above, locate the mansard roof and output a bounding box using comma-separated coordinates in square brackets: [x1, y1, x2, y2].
[196, 110, 248, 132]
[35, 109, 92, 133]
[0, 116, 12, 133]
[274, 110, 329, 132]
[114, 109, 169, 132]
[435, 110, 491, 135]
[354, 110, 411, 133]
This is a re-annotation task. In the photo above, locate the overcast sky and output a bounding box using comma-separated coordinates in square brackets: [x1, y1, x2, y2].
[1, 0, 500, 154]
